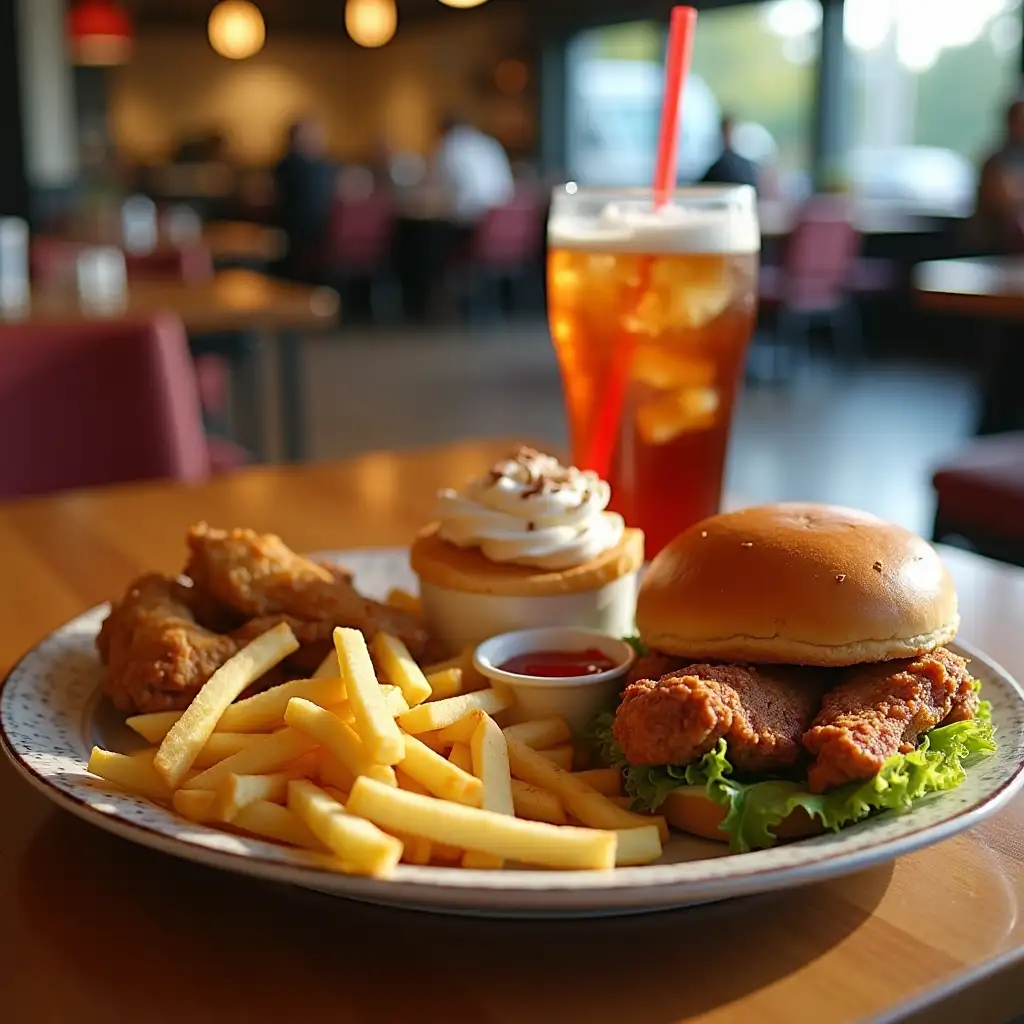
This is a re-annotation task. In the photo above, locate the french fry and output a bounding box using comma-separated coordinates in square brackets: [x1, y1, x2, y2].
[507, 738, 669, 842]
[334, 627, 405, 765]
[218, 675, 347, 733]
[409, 730, 449, 754]
[232, 799, 328, 851]
[284, 698, 397, 787]
[287, 780, 403, 877]
[395, 767, 430, 795]
[319, 750, 357, 793]
[88, 747, 172, 802]
[371, 632, 432, 707]
[447, 743, 474, 773]
[424, 667, 462, 701]
[322, 786, 350, 804]
[537, 745, 575, 771]
[125, 710, 183, 743]
[397, 688, 511, 735]
[503, 716, 572, 750]
[399, 734, 483, 806]
[312, 650, 339, 679]
[432, 842, 465, 864]
[333, 685, 409, 723]
[385, 588, 422, 618]
[155, 623, 299, 787]
[172, 789, 218, 823]
[423, 649, 488, 695]
[215, 759, 316, 822]
[398, 832, 433, 865]
[192, 732, 260, 770]
[348, 777, 616, 871]
[433, 708, 488, 747]
[614, 825, 663, 866]
[510, 779, 567, 825]
[183, 727, 317, 791]
[463, 714, 515, 870]
[573, 767, 623, 797]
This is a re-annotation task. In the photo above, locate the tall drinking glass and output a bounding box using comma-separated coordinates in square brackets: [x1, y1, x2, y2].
[547, 185, 760, 555]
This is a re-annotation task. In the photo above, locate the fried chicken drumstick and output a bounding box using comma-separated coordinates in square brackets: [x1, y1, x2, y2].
[614, 663, 826, 774]
[185, 523, 430, 660]
[802, 647, 977, 792]
[97, 574, 238, 713]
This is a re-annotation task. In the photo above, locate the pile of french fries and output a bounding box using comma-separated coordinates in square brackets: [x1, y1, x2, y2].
[88, 593, 665, 879]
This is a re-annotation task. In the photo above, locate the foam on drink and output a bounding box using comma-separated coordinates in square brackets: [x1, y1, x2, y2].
[548, 188, 760, 255]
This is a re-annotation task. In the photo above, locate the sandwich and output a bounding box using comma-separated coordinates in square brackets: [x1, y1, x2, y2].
[590, 503, 996, 852]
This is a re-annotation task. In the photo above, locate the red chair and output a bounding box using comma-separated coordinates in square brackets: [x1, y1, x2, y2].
[0, 315, 246, 500]
[322, 191, 398, 320]
[759, 197, 863, 371]
[454, 191, 546, 318]
[932, 433, 1024, 566]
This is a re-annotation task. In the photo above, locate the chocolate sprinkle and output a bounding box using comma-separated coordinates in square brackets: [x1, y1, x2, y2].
[873, 560, 883, 572]
[836, 574, 846, 583]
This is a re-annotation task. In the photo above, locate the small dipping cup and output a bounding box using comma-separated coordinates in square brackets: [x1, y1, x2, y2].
[473, 627, 635, 738]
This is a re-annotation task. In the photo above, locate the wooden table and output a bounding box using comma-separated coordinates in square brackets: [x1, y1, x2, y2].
[0, 270, 339, 462]
[915, 256, 1024, 434]
[1, 440, 1023, 1024]
[203, 221, 287, 266]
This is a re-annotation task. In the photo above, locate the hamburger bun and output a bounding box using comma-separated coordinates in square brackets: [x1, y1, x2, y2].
[662, 787, 823, 843]
[637, 503, 958, 666]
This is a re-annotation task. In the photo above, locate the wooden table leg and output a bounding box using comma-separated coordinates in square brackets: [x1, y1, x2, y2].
[278, 330, 306, 462]
[977, 321, 1024, 435]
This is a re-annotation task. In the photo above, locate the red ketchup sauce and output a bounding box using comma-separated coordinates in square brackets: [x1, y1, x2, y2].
[498, 648, 617, 678]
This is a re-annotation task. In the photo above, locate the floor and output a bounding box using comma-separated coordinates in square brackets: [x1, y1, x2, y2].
[300, 321, 980, 539]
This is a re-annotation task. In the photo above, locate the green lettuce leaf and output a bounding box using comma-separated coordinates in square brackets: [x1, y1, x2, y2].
[588, 688, 997, 854]
[623, 634, 649, 658]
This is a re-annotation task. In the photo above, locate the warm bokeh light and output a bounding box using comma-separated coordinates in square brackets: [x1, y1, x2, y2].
[438, 0, 490, 8]
[495, 59, 528, 95]
[346, 0, 398, 48]
[208, 1, 266, 60]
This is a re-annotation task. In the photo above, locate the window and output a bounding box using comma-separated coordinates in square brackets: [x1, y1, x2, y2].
[844, 0, 1023, 211]
[565, 3, 819, 196]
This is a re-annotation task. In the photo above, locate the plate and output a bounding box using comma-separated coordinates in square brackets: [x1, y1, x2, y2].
[3, 547, 1024, 918]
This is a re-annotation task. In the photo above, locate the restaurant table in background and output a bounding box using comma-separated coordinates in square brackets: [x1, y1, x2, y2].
[0, 439, 1022, 1024]
[0, 269, 338, 462]
[915, 256, 1024, 434]
[202, 221, 287, 268]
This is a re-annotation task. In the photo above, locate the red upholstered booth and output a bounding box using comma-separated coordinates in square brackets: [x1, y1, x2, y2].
[932, 432, 1024, 566]
[0, 314, 246, 500]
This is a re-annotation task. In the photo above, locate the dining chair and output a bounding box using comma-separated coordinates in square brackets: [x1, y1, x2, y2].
[0, 314, 246, 500]
[453, 190, 546, 319]
[758, 196, 864, 376]
[323, 190, 399, 321]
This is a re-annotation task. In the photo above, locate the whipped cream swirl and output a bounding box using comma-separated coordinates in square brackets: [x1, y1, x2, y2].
[436, 447, 624, 571]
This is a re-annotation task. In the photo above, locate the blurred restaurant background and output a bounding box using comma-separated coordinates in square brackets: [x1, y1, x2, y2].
[1, 0, 1023, 563]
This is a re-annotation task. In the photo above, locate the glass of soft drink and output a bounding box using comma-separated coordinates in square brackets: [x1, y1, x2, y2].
[547, 185, 760, 556]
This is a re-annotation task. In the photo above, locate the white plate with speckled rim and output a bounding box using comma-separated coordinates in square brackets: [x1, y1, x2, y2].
[3, 547, 1024, 919]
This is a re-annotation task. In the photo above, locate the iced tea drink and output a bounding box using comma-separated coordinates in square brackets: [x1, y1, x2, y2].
[547, 186, 759, 555]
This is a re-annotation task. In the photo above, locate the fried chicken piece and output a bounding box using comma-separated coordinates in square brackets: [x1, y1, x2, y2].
[613, 663, 825, 774]
[802, 646, 975, 793]
[626, 651, 687, 687]
[186, 523, 429, 659]
[97, 574, 238, 714]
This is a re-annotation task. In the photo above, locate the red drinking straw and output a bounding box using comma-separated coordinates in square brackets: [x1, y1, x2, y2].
[583, 5, 698, 479]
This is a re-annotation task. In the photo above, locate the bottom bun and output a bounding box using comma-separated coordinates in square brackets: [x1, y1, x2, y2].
[662, 787, 824, 843]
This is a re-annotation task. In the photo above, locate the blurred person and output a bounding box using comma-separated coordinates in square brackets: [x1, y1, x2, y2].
[274, 118, 337, 280]
[432, 114, 514, 228]
[963, 99, 1024, 253]
[701, 115, 759, 193]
